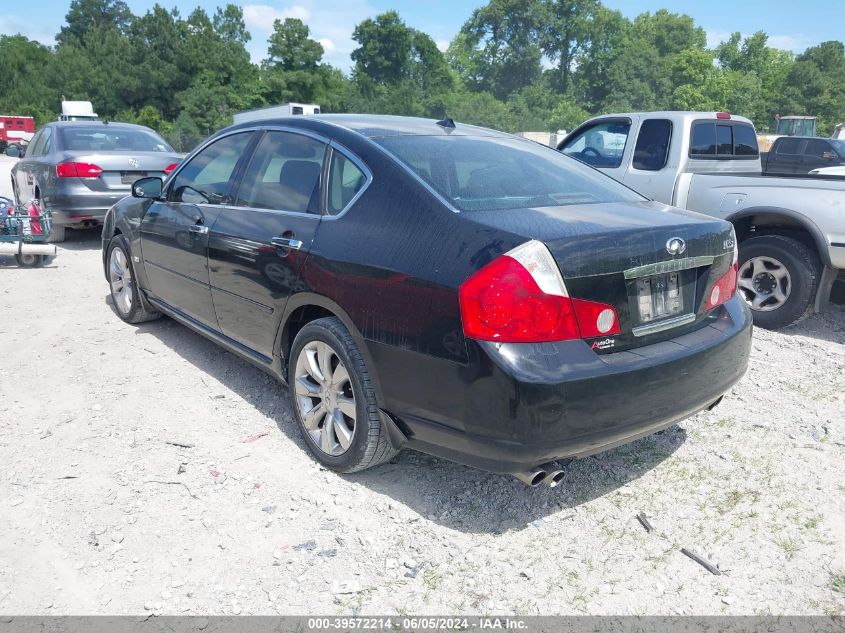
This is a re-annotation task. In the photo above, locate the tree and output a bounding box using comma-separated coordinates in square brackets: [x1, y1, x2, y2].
[782, 41, 845, 134]
[542, 0, 600, 94]
[454, 0, 546, 100]
[351, 11, 413, 85]
[57, 0, 132, 46]
[266, 18, 324, 71]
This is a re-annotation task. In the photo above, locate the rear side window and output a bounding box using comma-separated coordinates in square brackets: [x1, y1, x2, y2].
[804, 139, 831, 158]
[327, 151, 367, 215]
[776, 138, 801, 154]
[632, 119, 671, 171]
[169, 132, 252, 205]
[690, 121, 759, 159]
[235, 131, 326, 213]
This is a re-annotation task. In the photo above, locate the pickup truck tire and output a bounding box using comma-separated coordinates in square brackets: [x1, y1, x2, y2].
[737, 235, 819, 330]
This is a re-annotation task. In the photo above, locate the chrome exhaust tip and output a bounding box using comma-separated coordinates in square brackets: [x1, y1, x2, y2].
[513, 467, 547, 487]
[539, 462, 566, 488]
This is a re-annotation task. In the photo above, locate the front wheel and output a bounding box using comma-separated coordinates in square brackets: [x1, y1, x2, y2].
[737, 234, 819, 330]
[288, 317, 398, 473]
[106, 235, 161, 324]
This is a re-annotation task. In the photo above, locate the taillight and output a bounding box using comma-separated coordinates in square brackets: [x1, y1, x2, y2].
[705, 237, 739, 311]
[459, 240, 620, 343]
[56, 161, 103, 178]
[164, 163, 178, 175]
[716, 112, 732, 120]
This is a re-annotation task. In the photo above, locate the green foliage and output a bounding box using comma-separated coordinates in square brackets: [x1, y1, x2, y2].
[0, 0, 839, 146]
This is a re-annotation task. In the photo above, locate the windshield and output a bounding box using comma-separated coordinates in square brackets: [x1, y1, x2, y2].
[375, 135, 644, 212]
[59, 127, 173, 153]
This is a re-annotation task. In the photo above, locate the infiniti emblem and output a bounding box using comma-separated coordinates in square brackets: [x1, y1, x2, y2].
[128, 157, 139, 168]
[666, 237, 686, 256]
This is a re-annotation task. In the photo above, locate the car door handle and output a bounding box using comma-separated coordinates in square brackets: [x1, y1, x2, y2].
[271, 237, 303, 250]
[188, 224, 208, 234]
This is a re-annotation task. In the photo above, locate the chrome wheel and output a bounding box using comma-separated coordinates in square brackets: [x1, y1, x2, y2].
[294, 340, 356, 456]
[109, 247, 133, 315]
[738, 255, 791, 312]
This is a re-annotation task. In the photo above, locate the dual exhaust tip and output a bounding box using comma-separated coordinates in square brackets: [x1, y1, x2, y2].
[514, 462, 566, 488]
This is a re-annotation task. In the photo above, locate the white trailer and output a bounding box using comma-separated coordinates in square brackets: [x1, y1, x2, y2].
[233, 103, 321, 125]
[59, 101, 98, 121]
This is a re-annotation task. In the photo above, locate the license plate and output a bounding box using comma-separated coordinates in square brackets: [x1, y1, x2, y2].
[636, 273, 683, 323]
[121, 172, 145, 184]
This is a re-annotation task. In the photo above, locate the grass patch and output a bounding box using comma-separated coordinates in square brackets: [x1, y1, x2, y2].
[830, 572, 845, 596]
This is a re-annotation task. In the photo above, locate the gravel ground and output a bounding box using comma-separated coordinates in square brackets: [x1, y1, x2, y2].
[1, 155, 844, 616]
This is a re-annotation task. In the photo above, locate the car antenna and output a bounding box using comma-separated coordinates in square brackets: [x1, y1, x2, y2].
[436, 117, 455, 129]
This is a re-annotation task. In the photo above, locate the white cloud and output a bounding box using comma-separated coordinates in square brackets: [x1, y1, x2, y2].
[0, 16, 56, 47]
[243, 4, 311, 31]
[435, 39, 449, 52]
[706, 29, 815, 54]
[767, 34, 815, 53]
[243, 0, 378, 70]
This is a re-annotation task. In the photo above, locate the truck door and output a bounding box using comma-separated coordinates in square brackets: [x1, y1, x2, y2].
[622, 118, 673, 201]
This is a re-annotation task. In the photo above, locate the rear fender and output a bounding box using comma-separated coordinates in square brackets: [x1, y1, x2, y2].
[727, 206, 830, 267]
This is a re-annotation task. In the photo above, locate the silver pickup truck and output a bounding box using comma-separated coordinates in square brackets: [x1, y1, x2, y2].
[559, 111, 845, 329]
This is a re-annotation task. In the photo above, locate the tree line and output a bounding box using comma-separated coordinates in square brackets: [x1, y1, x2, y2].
[1, 0, 844, 151]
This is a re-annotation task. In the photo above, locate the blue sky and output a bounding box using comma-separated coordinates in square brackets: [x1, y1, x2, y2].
[1, 0, 842, 70]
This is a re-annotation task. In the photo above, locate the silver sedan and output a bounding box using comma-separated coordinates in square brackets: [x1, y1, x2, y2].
[8, 121, 182, 242]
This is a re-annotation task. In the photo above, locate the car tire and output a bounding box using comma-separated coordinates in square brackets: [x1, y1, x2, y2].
[737, 234, 819, 330]
[47, 224, 65, 243]
[106, 234, 162, 324]
[14, 253, 46, 268]
[288, 317, 398, 473]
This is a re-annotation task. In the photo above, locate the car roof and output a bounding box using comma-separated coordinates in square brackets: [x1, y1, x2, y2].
[230, 114, 505, 139]
[47, 120, 153, 131]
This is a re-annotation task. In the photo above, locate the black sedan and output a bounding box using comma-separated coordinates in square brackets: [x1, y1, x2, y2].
[101, 115, 752, 486]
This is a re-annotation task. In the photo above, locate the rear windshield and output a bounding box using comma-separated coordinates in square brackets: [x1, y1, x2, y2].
[59, 127, 173, 153]
[690, 121, 759, 158]
[374, 135, 644, 212]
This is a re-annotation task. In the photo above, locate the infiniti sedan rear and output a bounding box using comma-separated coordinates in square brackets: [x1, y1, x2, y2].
[101, 114, 752, 486]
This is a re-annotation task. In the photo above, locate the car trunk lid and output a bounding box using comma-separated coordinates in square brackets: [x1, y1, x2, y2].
[463, 200, 736, 351]
[58, 151, 178, 192]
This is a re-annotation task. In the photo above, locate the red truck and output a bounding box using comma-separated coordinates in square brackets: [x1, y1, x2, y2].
[0, 116, 36, 153]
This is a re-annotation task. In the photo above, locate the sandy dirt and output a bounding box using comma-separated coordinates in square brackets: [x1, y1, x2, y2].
[0, 155, 844, 616]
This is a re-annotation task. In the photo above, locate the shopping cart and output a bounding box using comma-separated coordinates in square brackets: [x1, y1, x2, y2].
[0, 198, 57, 267]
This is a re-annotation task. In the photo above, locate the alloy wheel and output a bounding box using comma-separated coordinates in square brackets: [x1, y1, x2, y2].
[294, 340, 356, 456]
[738, 255, 791, 311]
[109, 247, 133, 315]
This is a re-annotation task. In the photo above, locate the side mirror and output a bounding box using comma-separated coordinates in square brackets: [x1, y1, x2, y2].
[5, 146, 20, 158]
[132, 176, 163, 199]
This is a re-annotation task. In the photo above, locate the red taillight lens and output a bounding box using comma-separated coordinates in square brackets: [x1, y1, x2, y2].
[705, 262, 738, 311]
[459, 240, 620, 343]
[164, 163, 178, 175]
[705, 238, 739, 311]
[56, 161, 103, 178]
[571, 298, 621, 338]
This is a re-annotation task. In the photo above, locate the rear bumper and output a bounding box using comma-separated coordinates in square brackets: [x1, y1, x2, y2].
[46, 183, 128, 226]
[375, 295, 753, 474]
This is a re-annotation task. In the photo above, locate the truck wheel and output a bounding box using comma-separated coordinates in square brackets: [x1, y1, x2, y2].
[737, 234, 819, 330]
[288, 317, 398, 473]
